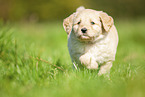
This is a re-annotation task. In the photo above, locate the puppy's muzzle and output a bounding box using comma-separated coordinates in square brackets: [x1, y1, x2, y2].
[81, 28, 87, 33]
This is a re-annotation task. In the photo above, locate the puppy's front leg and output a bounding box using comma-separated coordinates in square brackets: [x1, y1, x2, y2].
[98, 62, 112, 76]
[79, 54, 98, 69]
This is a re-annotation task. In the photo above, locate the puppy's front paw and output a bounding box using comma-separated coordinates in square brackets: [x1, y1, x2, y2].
[87, 60, 98, 69]
[79, 55, 98, 69]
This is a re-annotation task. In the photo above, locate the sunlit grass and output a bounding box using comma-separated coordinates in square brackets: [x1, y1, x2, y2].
[0, 19, 145, 97]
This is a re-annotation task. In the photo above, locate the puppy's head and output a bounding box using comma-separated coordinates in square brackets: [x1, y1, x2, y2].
[63, 7, 114, 42]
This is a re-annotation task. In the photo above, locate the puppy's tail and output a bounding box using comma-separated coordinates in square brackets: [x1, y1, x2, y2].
[76, 6, 85, 12]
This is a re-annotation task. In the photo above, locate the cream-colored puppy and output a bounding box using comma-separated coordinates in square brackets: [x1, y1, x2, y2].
[63, 7, 118, 75]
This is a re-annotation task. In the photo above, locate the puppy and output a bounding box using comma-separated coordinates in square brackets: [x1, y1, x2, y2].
[63, 6, 118, 75]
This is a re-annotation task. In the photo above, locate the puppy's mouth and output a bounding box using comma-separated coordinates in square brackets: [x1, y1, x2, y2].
[78, 35, 94, 41]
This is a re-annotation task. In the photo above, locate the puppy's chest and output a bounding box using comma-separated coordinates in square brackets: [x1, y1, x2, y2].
[68, 39, 112, 64]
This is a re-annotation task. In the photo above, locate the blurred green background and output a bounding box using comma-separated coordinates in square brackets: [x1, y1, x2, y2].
[0, 1, 145, 97]
[0, 0, 145, 22]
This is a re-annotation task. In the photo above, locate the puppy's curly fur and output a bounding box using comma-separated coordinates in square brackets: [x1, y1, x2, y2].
[63, 7, 118, 75]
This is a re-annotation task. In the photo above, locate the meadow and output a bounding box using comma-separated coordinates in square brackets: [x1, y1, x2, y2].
[0, 18, 145, 97]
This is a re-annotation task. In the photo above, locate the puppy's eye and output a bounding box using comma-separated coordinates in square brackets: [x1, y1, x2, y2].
[77, 21, 81, 24]
[91, 22, 95, 25]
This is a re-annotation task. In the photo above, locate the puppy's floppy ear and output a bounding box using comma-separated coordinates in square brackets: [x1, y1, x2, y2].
[99, 12, 114, 32]
[63, 13, 75, 35]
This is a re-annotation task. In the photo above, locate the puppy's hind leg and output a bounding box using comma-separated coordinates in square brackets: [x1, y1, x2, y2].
[98, 62, 112, 76]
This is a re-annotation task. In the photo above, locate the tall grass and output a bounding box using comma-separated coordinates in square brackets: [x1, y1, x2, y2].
[0, 19, 145, 97]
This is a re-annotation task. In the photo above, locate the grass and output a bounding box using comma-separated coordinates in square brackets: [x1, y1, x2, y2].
[0, 18, 145, 97]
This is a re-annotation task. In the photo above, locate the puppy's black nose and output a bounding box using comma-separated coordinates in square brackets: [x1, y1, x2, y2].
[81, 28, 87, 33]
